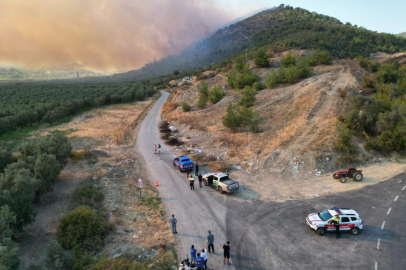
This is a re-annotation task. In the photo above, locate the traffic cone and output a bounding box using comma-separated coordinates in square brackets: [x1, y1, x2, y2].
[155, 179, 159, 187]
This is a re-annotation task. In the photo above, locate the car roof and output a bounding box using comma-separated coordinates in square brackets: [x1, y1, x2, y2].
[214, 173, 228, 178]
[329, 207, 360, 217]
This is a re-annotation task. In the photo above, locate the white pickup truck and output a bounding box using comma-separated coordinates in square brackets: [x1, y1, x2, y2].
[202, 172, 239, 194]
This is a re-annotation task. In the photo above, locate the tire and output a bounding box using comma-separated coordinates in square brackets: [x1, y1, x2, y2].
[353, 172, 363, 181]
[173, 162, 176, 167]
[333, 173, 339, 179]
[217, 187, 223, 194]
[340, 177, 347, 183]
[204, 180, 208, 186]
[317, 227, 326, 236]
[350, 227, 359, 235]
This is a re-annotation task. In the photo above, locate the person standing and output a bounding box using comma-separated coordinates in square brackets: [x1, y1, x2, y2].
[158, 144, 161, 154]
[195, 162, 199, 176]
[154, 144, 157, 154]
[223, 241, 231, 265]
[329, 215, 341, 239]
[189, 175, 195, 190]
[169, 214, 177, 234]
[195, 252, 203, 270]
[207, 231, 214, 253]
[190, 245, 197, 264]
[201, 244, 208, 269]
[198, 173, 203, 188]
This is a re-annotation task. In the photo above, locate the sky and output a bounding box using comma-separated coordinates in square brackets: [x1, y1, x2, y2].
[0, 0, 404, 73]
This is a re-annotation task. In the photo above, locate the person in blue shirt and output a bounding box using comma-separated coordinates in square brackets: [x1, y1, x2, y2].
[195, 252, 204, 270]
[190, 245, 197, 264]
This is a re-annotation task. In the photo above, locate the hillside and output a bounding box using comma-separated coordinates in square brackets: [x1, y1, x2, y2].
[159, 50, 406, 200]
[116, 4, 406, 81]
[397, 32, 406, 38]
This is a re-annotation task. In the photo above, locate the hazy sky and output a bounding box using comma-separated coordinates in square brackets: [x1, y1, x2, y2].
[224, 0, 405, 34]
[0, 0, 403, 73]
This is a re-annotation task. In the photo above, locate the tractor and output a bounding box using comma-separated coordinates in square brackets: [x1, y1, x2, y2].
[333, 167, 363, 183]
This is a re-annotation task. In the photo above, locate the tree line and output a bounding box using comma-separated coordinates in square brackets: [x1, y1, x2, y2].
[0, 132, 71, 269]
[0, 82, 156, 136]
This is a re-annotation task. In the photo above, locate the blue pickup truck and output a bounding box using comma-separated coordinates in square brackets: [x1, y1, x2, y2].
[173, 155, 194, 172]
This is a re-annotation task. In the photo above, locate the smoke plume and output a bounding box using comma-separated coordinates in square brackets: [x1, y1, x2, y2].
[0, 0, 233, 72]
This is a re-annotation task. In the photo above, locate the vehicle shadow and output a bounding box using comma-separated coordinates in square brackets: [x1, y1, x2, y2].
[317, 225, 401, 242]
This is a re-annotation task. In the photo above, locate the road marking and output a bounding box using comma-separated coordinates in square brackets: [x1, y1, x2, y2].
[387, 207, 391, 215]
[403, 185, 406, 191]
[381, 221, 385, 230]
[394, 195, 399, 202]
[375, 261, 378, 270]
[377, 238, 381, 250]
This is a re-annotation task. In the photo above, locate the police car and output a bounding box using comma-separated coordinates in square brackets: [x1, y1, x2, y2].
[173, 155, 194, 172]
[306, 206, 363, 236]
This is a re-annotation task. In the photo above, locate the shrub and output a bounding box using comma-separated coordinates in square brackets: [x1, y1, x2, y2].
[239, 106, 261, 133]
[58, 206, 112, 251]
[0, 143, 12, 173]
[239, 86, 257, 107]
[45, 241, 74, 270]
[335, 124, 356, 154]
[196, 82, 209, 109]
[208, 86, 224, 104]
[281, 52, 296, 67]
[0, 164, 39, 231]
[34, 154, 61, 198]
[73, 185, 104, 209]
[227, 64, 258, 90]
[254, 48, 269, 68]
[376, 104, 406, 151]
[309, 50, 332, 66]
[222, 103, 242, 131]
[265, 69, 278, 88]
[0, 237, 20, 270]
[252, 81, 264, 91]
[181, 101, 191, 112]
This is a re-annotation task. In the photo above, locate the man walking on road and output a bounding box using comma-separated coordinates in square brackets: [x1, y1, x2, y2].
[169, 214, 177, 234]
[223, 241, 231, 265]
[195, 162, 199, 176]
[190, 245, 197, 264]
[154, 144, 157, 154]
[189, 175, 195, 190]
[198, 173, 203, 188]
[158, 144, 161, 154]
[207, 230, 214, 253]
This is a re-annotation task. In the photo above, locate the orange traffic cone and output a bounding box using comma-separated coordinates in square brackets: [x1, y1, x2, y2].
[155, 179, 159, 187]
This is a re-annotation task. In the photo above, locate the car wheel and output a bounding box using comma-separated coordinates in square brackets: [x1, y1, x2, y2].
[350, 227, 359, 235]
[217, 187, 223, 194]
[333, 173, 339, 179]
[340, 177, 347, 183]
[173, 162, 176, 167]
[317, 228, 326, 236]
[353, 172, 363, 181]
[204, 180, 208, 186]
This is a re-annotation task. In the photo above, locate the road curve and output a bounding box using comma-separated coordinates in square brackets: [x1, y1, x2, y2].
[137, 92, 406, 270]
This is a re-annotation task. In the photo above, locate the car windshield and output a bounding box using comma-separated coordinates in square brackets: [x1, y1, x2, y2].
[318, 210, 333, 221]
[180, 158, 190, 162]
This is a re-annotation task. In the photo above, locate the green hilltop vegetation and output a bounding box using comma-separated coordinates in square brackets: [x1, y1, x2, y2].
[397, 32, 406, 38]
[117, 4, 406, 80]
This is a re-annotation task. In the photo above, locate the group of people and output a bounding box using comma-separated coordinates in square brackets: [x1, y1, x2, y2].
[154, 144, 161, 154]
[188, 162, 203, 190]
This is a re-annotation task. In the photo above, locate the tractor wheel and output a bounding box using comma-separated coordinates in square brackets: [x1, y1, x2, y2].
[353, 172, 363, 181]
[333, 173, 339, 179]
[317, 228, 326, 236]
[340, 177, 347, 183]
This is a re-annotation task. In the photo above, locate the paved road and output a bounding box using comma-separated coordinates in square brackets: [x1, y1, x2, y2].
[137, 92, 406, 270]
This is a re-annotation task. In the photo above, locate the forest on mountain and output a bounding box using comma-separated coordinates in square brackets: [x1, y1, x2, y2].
[117, 4, 406, 80]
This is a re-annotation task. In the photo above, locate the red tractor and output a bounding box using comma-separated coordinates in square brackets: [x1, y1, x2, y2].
[333, 167, 363, 183]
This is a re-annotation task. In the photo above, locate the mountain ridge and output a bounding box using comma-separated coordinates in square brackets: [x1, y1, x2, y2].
[116, 4, 406, 81]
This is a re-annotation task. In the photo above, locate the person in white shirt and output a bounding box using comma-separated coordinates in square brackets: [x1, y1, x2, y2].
[201, 244, 208, 269]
